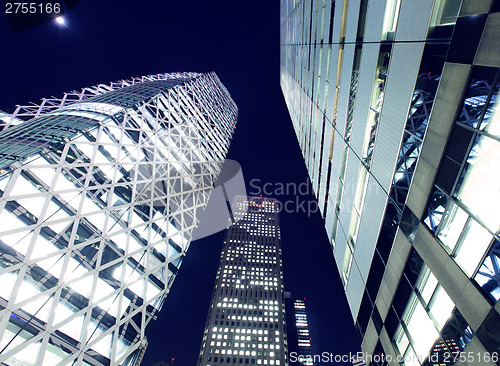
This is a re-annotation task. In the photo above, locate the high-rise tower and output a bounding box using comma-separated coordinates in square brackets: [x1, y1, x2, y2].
[284, 295, 314, 366]
[281, 0, 500, 364]
[198, 196, 287, 366]
[0, 72, 238, 366]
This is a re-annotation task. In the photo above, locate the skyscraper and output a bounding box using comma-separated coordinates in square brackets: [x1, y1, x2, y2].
[0, 72, 238, 366]
[281, 0, 500, 364]
[284, 295, 314, 366]
[198, 196, 287, 366]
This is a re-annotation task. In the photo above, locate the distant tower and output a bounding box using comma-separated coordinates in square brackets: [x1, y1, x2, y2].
[152, 359, 174, 366]
[428, 338, 460, 365]
[198, 196, 287, 366]
[0, 72, 237, 366]
[284, 294, 314, 366]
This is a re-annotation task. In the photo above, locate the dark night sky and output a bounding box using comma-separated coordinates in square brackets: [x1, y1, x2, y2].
[1, 1, 360, 365]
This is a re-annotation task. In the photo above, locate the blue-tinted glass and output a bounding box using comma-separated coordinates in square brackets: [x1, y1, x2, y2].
[457, 66, 497, 129]
[474, 239, 500, 302]
[424, 187, 449, 233]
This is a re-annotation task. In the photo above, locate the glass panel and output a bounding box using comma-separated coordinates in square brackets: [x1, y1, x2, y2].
[69, 273, 94, 298]
[58, 312, 84, 342]
[381, 0, 401, 41]
[21, 291, 53, 323]
[88, 319, 112, 358]
[0, 209, 27, 232]
[403, 345, 421, 366]
[394, 324, 410, 356]
[54, 175, 80, 204]
[482, 81, 500, 137]
[0, 271, 18, 301]
[30, 234, 60, 261]
[455, 134, 500, 233]
[341, 247, 353, 287]
[44, 341, 70, 364]
[436, 201, 468, 252]
[405, 299, 439, 358]
[146, 280, 162, 303]
[416, 267, 438, 305]
[2, 230, 32, 256]
[37, 253, 65, 279]
[348, 165, 369, 245]
[429, 0, 461, 27]
[17, 196, 47, 219]
[0, 173, 10, 191]
[117, 335, 132, 358]
[454, 220, 493, 276]
[362, 44, 392, 166]
[16, 274, 45, 304]
[424, 187, 448, 233]
[9, 174, 41, 197]
[474, 239, 500, 302]
[441, 308, 474, 351]
[428, 286, 455, 330]
[457, 67, 495, 129]
[6, 339, 41, 366]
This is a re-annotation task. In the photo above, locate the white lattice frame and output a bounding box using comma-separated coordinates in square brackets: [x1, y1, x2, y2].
[0, 72, 237, 366]
[4, 72, 201, 125]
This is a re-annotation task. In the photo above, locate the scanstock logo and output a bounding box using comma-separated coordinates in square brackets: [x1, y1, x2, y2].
[192, 159, 248, 240]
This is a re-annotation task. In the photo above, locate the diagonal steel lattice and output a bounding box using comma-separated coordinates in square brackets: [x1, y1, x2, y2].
[0, 72, 237, 366]
[0, 72, 201, 129]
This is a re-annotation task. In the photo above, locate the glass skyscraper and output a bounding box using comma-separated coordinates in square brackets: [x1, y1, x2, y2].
[0, 72, 238, 366]
[198, 196, 287, 366]
[281, 0, 500, 364]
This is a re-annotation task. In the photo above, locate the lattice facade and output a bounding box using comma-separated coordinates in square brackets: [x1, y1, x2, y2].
[0, 72, 200, 130]
[0, 72, 238, 366]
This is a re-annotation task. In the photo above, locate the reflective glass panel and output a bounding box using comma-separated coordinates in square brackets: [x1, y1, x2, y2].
[455, 219, 493, 276]
[455, 134, 500, 233]
[436, 201, 468, 252]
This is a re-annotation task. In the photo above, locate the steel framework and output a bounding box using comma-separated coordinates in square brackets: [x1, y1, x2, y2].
[0, 72, 200, 130]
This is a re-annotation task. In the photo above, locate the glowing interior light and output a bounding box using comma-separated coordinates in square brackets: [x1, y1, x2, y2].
[55, 17, 65, 25]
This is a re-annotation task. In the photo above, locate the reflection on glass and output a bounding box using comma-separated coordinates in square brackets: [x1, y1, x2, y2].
[404, 345, 420, 366]
[474, 240, 500, 302]
[429, 286, 455, 330]
[454, 220, 493, 276]
[424, 187, 448, 233]
[436, 201, 468, 252]
[341, 247, 353, 288]
[381, 0, 401, 41]
[457, 67, 497, 129]
[347, 165, 369, 248]
[455, 134, 500, 234]
[416, 267, 438, 304]
[394, 324, 410, 356]
[483, 84, 500, 137]
[406, 298, 439, 357]
[429, 0, 461, 31]
[393, 255, 459, 366]
[362, 45, 391, 166]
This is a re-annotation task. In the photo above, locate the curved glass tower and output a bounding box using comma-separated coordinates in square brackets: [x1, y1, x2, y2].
[0, 72, 238, 366]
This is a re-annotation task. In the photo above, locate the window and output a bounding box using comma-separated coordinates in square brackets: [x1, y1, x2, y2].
[474, 239, 500, 302]
[424, 66, 500, 279]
